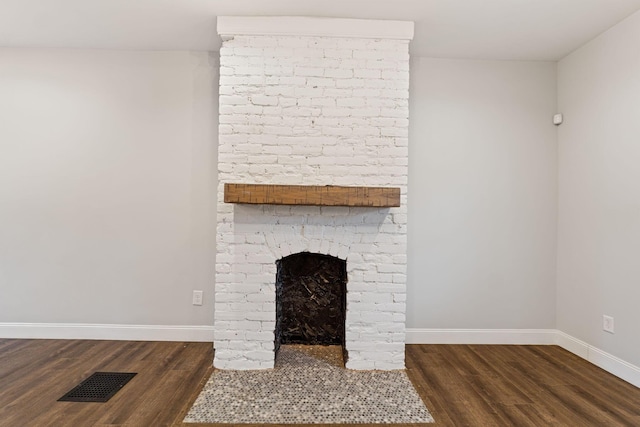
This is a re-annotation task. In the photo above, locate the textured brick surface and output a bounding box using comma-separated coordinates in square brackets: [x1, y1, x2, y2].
[215, 34, 410, 370]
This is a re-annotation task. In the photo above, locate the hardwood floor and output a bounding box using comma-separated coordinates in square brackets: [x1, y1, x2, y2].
[1, 340, 638, 426]
[406, 345, 640, 426]
[0, 340, 213, 427]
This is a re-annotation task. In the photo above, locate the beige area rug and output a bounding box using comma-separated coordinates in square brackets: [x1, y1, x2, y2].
[185, 345, 434, 424]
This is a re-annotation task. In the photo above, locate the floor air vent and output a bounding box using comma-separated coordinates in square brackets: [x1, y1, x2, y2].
[58, 372, 137, 402]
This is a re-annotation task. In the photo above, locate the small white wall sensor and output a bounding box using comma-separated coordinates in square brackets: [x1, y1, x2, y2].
[553, 113, 563, 125]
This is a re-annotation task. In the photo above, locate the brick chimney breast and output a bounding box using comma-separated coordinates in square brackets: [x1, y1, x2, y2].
[214, 16, 413, 370]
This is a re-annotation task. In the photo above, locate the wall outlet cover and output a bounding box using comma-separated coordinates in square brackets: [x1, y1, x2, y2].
[193, 290, 204, 306]
[603, 315, 614, 334]
[553, 113, 563, 125]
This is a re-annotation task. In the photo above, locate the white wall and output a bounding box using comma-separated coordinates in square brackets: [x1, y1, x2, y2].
[0, 49, 218, 327]
[0, 49, 559, 337]
[557, 10, 640, 367]
[407, 57, 558, 329]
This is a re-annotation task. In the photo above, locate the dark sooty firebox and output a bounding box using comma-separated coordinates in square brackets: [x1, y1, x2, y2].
[275, 252, 347, 349]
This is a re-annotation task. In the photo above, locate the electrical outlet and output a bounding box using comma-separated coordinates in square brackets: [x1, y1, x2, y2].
[603, 315, 614, 334]
[192, 290, 203, 306]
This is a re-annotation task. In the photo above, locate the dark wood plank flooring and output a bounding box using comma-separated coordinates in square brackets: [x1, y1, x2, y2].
[0, 340, 638, 426]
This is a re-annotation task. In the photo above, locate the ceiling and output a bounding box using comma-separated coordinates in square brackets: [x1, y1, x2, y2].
[1, 0, 639, 60]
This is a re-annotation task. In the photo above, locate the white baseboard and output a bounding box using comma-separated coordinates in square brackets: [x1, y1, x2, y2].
[554, 331, 640, 388]
[2, 324, 637, 388]
[0, 322, 214, 342]
[405, 328, 557, 345]
[406, 328, 639, 389]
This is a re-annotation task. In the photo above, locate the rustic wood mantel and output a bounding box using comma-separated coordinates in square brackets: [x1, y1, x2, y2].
[224, 183, 401, 207]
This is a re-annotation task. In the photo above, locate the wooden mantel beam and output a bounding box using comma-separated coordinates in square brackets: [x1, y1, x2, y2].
[224, 183, 401, 207]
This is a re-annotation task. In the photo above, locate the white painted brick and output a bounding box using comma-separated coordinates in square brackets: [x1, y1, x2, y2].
[380, 90, 409, 101]
[271, 76, 307, 86]
[215, 293, 246, 303]
[215, 311, 248, 322]
[376, 284, 404, 293]
[353, 49, 390, 60]
[366, 39, 406, 51]
[378, 302, 406, 313]
[234, 320, 263, 331]
[323, 89, 354, 99]
[336, 97, 366, 108]
[246, 350, 275, 361]
[381, 127, 408, 137]
[234, 66, 265, 76]
[306, 77, 335, 87]
[365, 59, 397, 70]
[264, 86, 295, 97]
[214, 330, 244, 340]
[219, 75, 264, 86]
[359, 311, 394, 323]
[393, 312, 406, 322]
[282, 106, 322, 117]
[243, 37, 278, 48]
[294, 66, 324, 77]
[265, 66, 294, 76]
[247, 293, 274, 303]
[292, 47, 324, 57]
[233, 47, 264, 56]
[220, 95, 249, 105]
[250, 95, 278, 106]
[374, 361, 404, 370]
[324, 68, 353, 79]
[381, 69, 409, 80]
[348, 302, 379, 312]
[392, 273, 407, 283]
[392, 293, 406, 303]
[261, 320, 276, 331]
[216, 32, 409, 371]
[348, 342, 404, 352]
[338, 39, 371, 49]
[221, 359, 269, 370]
[335, 79, 366, 89]
[260, 342, 276, 351]
[360, 293, 393, 303]
[345, 360, 376, 370]
[352, 88, 381, 97]
[246, 331, 274, 341]
[354, 69, 381, 79]
[376, 322, 405, 333]
[324, 48, 353, 58]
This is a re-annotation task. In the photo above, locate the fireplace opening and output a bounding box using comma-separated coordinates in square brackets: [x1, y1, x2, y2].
[275, 252, 347, 361]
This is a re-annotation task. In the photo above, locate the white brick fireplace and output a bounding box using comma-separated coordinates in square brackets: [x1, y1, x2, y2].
[214, 17, 414, 370]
